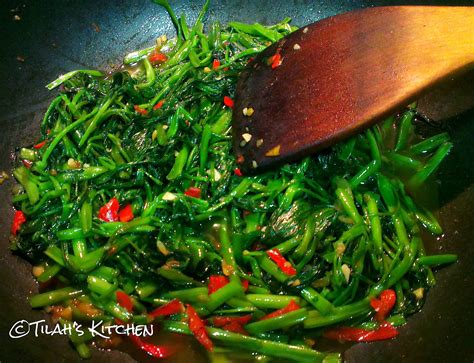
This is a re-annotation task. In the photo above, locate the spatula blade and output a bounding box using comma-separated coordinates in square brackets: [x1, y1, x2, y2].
[232, 6, 474, 173]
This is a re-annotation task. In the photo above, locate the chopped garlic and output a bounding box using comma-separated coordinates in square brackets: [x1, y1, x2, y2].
[293, 43, 301, 50]
[242, 107, 255, 117]
[67, 158, 81, 169]
[162, 124, 169, 130]
[265, 144, 281, 157]
[156, 36, 163, 48]
[213, 169, 222, 182]
[157, 240, 170, 255]
[290, 279, 301, 287]
[252, 160, 258, 168]
[256, 139, 264, 148]
[413, 287, 424, 300]
[335, 242, 346, 256]
[222, 261, 234, 276]
[155, 34, 168, 48]
[242, 133, 252, 142]
[303, 27, 309, 33]
[162, 192, 177, 201]
[341, 264, 351, 283]
[165, 260, 180, 269]
[203, 66, 211, 73]
[208, 168, 222, 182]
[32, 265, 45, 277]
[0, 171, 9, 185]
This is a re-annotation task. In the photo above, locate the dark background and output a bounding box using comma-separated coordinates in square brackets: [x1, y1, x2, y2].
[1, 0, 473, 362]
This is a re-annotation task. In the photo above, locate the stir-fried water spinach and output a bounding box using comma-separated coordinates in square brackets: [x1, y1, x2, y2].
[10, 1, 456, 361]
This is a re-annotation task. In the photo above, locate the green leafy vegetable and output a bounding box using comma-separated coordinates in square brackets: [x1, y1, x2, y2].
[11, 1, 455, 361]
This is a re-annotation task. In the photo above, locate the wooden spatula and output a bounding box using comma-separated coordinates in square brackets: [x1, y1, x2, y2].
[232, 6, 474, 172]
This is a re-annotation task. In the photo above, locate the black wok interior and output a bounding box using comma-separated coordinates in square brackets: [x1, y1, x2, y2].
[1, 0, 473, 362]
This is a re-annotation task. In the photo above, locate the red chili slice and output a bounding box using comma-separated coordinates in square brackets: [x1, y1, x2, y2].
[234, 168, 243, 176]
[260, 300, 301, 320]
[33, 140, 47, 149]
[11, 210, 26, 236]
[271, 53, 282, 69]
[223, 96, 234, 108]
[184, 187, 201, 199]
[323, 322, 399, 342]
[241, 279, 249, 292]
[118, 204, 134, 222]
[208, 275, 249, 295]
[324, 326, 371, 341]
[221, 321, 248, 335]
[134, 105, 148, 115]
[153, 100, 165, 110]
[208, 275, 229, 295]
[148, 299, 184, 319]
[149, 51, 168, 64]
[116, 291, 133, 312]
[211, 315, 252, 327]
[212, 59, 221, 69]
[363, 323, 399, 341]
[186, 304, 214, 351]
[370, 289, 396, 322]
[129, 334, 175, 359]
[266, 249, 297, 276]
[98, 197, 120, 222]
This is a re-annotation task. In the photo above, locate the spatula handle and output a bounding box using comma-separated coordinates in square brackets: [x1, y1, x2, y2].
[407, 7, 474, 64]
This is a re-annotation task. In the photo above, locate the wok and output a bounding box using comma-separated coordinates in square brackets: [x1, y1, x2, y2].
[1, 0, 473, 362]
